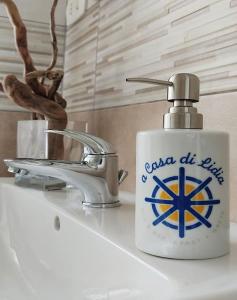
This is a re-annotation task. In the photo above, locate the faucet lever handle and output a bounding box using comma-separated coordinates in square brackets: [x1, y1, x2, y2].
[46, 129, 115, 155]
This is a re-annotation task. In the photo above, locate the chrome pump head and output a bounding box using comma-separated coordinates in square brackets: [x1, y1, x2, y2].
[126, 73, 203, 129]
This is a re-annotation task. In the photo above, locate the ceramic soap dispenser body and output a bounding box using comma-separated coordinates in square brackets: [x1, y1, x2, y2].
[128, 74, 229, 259]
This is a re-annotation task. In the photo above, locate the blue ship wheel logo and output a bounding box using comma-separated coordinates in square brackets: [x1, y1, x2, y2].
[145, 167, 220, 238]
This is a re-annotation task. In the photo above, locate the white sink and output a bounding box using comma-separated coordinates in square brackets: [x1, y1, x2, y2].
[0, 178, 237, 300]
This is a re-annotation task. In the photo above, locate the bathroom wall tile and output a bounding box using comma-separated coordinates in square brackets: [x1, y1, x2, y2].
[68, 91, 237, 221]
[0, 17, 65, 111]
[63, 3, 99, 112]
[0, 111, 30, 176]
[95, 0, 237, 109]
[87, 0, 98, 9]
[64, 0, 237, 112]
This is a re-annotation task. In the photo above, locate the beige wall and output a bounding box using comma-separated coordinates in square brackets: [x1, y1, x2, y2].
[69, 91, 237, 222]
[0, 111, 30, 176]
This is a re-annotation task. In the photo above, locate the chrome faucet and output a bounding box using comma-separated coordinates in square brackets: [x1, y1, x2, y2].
[4, 129, 128, 208]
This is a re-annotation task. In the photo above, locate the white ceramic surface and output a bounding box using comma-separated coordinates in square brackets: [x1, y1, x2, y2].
[0, 178, 237, 300]
[136, 129, 229, 259]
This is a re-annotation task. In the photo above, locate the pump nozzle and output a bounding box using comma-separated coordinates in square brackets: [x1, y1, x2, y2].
[126, 73, 203, 129]
[126, 77, 173, 87]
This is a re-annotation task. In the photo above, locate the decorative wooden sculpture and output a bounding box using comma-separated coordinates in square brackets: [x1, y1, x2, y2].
[0, 0, 67, 128]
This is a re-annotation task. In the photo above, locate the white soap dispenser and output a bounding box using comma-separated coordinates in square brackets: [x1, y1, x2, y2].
[127, 73, 229, 259]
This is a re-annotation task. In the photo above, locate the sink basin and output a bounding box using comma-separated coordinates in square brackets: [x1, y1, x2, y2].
[0, 178, 237, 300]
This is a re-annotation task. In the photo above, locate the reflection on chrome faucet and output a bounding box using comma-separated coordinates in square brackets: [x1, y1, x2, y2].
[4, 129, 128, 208]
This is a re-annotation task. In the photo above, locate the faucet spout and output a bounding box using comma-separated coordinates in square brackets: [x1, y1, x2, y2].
[5, 156, 120, 208]
[4, 129, 127, 208]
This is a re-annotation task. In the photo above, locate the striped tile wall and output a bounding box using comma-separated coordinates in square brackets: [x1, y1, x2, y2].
[0, 16, 65, 111]
[63, 2, 99, 112]
[64, 0, 237, 112]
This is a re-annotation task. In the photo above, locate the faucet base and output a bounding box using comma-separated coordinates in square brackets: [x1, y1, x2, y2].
[82, 201, 121, 208]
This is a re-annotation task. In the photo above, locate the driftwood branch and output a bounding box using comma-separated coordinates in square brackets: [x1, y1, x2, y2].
[3, 75, 67, 124]
[0, 82, 4, 92]
[41, 0, 58, 86]
[0, 0, 67, 126]
[0, 0, 34, 73]
[26, 70, 64, 104]
[0, 0, 47, 97]
[54, 92, 67, 109]
[48, 0, 58, 71]
[26, 70, 64, 81]
[0, 0, 67, 159]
